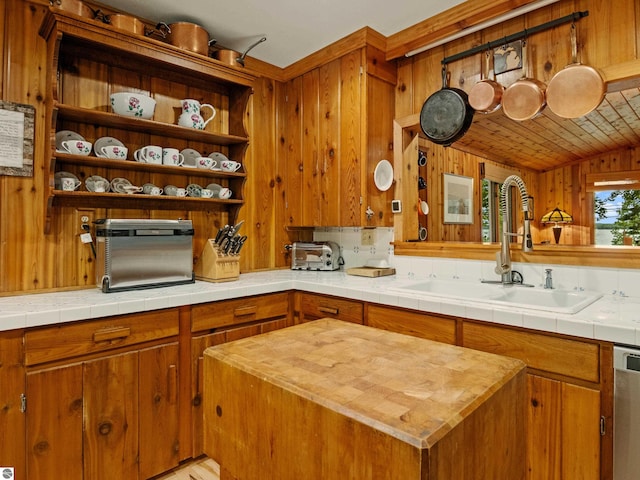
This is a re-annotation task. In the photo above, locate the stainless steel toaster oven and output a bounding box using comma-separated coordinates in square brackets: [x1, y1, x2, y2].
[95, 218, 195, 293]
[291, 241, 341, 271]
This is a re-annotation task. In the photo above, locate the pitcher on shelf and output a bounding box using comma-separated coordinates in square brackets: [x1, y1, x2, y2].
[178, 98, 216, 130]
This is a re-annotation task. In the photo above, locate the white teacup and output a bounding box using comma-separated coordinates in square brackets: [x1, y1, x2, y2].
[142, 183, 162, 195]
[134, 145, 162, 164]
[164, 184, 178, 196]
[162, 148, 185, 166]
[93, 179, 110, 192]
[62, 140, 92, 156]
[175, 188, 187, 197]
[61, 177, 81, 191]
[221, 160, 241, 172]
[196, 156, 214, 169]
[201, 188, 215, 198]
[100, 145, 128, 160]
[218, 187, 232, 199]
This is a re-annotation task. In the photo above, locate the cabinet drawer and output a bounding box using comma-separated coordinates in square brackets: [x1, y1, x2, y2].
[299, 293, 363, 324]
[24, 309, 179, 366]
[367, 305, 457, 344]
[191, 292, 290, 332]
[462, 322, 600, 383]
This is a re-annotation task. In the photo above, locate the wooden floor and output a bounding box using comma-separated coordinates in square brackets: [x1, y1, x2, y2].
[154, 457, 220, 480]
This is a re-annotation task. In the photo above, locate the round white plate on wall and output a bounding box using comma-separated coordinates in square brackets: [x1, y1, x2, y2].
[374, 159, 393, 191]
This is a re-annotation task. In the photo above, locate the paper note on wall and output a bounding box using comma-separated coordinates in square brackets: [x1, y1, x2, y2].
[0, 108, 25, 168]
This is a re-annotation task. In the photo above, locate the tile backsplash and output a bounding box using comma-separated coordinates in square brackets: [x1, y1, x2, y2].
[313, 227, 640, 298]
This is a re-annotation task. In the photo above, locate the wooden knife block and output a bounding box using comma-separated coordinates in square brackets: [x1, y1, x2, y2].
[195, 239, 240, 282]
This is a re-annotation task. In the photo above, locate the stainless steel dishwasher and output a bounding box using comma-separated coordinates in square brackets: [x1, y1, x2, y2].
[614, 345, 640, 480]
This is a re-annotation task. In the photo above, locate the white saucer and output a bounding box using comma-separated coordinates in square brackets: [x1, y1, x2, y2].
[55, 130, 85, 152]
[374, 159, 393, 191]
[181, 148, 201, 168]
[94, 136, 125, 157]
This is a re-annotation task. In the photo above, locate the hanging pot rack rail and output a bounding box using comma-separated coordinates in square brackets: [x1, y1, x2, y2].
[441, 10, 589, 66]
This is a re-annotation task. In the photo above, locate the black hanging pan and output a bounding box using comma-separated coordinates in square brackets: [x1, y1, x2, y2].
[420, 67, 475, 146]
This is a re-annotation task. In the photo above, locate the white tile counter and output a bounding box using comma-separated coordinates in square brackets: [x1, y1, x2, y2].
[1, 269, 639, 346]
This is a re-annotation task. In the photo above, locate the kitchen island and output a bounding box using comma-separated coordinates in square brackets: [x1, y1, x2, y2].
[203, 318, 526, 480]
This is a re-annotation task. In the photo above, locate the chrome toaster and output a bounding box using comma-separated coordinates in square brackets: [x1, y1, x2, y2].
[290, 241, 341, 271]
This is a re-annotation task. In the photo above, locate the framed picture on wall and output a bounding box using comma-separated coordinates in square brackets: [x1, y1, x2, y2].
[443, 173, 474, 224]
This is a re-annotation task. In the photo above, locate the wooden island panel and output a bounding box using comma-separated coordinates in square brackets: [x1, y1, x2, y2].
[204, 319, 526, 480]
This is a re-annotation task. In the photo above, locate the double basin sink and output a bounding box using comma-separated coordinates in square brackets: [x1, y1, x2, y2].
[389, 279, 602, 314]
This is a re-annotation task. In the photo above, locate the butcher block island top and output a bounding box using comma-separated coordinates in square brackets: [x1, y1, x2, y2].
[203, 319, 526, 480]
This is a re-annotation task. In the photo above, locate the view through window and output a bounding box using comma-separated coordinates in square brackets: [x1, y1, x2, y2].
[595, 189, 640, 245]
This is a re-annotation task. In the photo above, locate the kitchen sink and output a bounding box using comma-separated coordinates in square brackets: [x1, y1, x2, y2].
[389, 280, 602, 314]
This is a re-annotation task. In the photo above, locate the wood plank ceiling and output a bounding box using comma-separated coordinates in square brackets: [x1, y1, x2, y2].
[448, 87, 640, 171]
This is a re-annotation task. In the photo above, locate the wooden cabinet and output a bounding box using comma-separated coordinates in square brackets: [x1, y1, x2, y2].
[24, 309, 180, 480]
[461, 321, 612, 480]
[190, 292, 292, 456]
[282, 44, 396, 227]
[294, 292, 364, 324]
[38, 9, 256, 232]
[0, 330, 25, 477]
[366, 304, 457, 344]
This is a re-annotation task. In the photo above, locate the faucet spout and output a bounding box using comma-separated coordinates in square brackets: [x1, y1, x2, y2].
[496, 175, 533, 284]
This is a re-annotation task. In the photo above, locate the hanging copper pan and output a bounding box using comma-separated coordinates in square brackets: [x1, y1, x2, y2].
[468, 51, 504, 113]
[502, 41, 547, 121]
[546, 24, 605, 119]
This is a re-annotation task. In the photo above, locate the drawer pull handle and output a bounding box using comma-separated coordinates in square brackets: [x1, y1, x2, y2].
[318, 306, 339, 315]
[93, 327, 131, 343]
[234, 305, 258, 317]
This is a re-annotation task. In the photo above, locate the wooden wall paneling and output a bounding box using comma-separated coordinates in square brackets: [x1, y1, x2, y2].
[301, 69, 321, 226]
[339, 50, 362, 226]
[1, 0, 50, 293]
[366, 75, 395, 226]
[282, 77, 304, 229]
[319, 58, 341, 226]
[243, 76, 278, 270]
[580, 0, 638, 67]
[395, 57, 414, 119]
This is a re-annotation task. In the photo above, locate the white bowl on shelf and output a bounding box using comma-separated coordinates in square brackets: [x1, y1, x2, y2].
[110, 92, 156, 119]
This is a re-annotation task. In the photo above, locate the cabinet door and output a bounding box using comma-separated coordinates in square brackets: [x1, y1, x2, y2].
[83, 352, 139, 480]
[139, 343, 180, 479]
[26, 364, 84, 480]
[527, 375, 601, 480]
[1, 330, 25, 475]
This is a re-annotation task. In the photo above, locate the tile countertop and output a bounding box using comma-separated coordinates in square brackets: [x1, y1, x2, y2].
[1, 270, 639, 347]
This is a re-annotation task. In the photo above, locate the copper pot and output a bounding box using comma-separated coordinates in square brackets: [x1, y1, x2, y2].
[105, 13, 146, 35]
[165, 22, 214, 56]
[49, 0, 96, 19]
[502, 42, 547, 121]
[214, 37, 266, 67]
[469, 51, 504, 113]
[546, 25, 605, 119]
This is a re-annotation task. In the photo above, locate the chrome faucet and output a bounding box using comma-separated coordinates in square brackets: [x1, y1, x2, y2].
[484, 175, 534, 286]
[544, 269, 554, 289]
